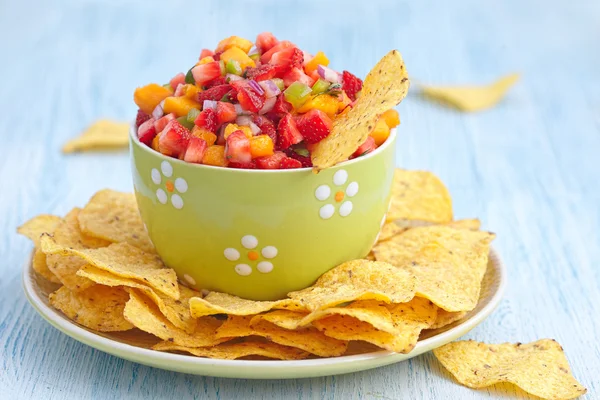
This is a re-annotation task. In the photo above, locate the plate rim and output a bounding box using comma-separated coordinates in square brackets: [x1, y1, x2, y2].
[22, 247, 506, 379]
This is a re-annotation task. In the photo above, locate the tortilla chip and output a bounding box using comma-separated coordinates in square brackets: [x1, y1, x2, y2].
[420, 74, 519, 112]
[49, 285, 133, 332]
[189, 291, 305, 318]
[17, 214, 62, 247]
[313, 297, 437, 353]
[373, 226, 494, 312]
[394, 218, 481, 231]
[311, 50, 410, 170]
[78, 189, 155, 253]
[387, 169, 453, 223]
[288, 259, 416, 311]
[434, 339, 586, 399]
[41, 237, 179, 300]
[429, 310, 468, 330]
[377, 222, 404, 243]
[447, 219, 481, 231]
[62, 119, 130, 153]
[216, 315, 348, 357]
[32, 249, 61, 283]
[152, 340, 309, 360]
[123, 289, 222, 347]
[77, 265, 196, 333]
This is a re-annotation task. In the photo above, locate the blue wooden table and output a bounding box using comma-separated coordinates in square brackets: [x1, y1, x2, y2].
[3, 0, 599, 398]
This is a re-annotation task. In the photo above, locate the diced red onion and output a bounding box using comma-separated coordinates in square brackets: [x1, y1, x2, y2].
[152, 100, 165, 119]
[258, 80, 281, 98]
[203, 100, 217, 111]
[248, 80, 265, 95]
[249, 122, 261, 135]
[317, 65, 342, 83]
[248, 47, 259, 56]
[258, 96, 276, 114]
[234, 103, 250, 115]
[235, 116, 253, 126]
[226, 73, 243, 82]
[174, 84, 185, 96]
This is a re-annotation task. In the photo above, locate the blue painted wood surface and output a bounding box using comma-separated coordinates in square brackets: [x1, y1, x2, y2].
[2, 0, 599, 398]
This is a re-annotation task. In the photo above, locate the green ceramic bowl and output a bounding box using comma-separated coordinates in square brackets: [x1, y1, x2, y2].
[130, 127, 396, 300]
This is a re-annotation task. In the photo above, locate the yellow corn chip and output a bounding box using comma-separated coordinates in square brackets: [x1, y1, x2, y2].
[77, 265, 196, 333]
[447, 219, 481, 231]
[288, 259, 416, 311]
[49, 285, 133, 332]
[311, 50, 410, 170]
[41, 237, 179, 300]
[313, 297, 437, 353]
[429, 310, 468, 330]
[62, 119, 130, 153]
[123, 289, 222, 347]
[377, 222, 404, 243]
[394, 218, 481, 231]
[373, 226, 494, 312]
[189, 291, 305, 318]
[434, 339, 586, 399]
[17, 214, 62, 247]
[152, 340, 309, 360]
[420, 74, 519, 112]
[78, 189, 155, 253]
[387, 169, 453, 223]
[32, 249, 61, 283]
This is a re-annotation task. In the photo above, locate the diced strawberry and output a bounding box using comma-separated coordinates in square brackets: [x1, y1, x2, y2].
[245, 64, 278, 81]
[191, 62, 222, 85]
[158, 120, 191, 157]
[194, 109, 218, 132]
[169, 73, 186, 93]
[280, 157, 303, 169]
[137, 118, 157, 146]
[353, 136, 377, 158]
[295, 109, 332, 144]
[282, 67, 315, 87]
[183, 137, 207, 163]
[277, 113, 303, 150]
[199, 48, 214, 60]
[136, 109, 151, 127]
[237, 85, 265, 113]
[154, 113, 176, 133]
[309, 69, 320, 83]
[215, 102, 237, 124]
[225, 131, 252, 163]
[251, 115, 277, 144]
[285, 149, 313, 167]
[229, 160, 257, 169]
[272, 94, 293, 115]
[196, 84, 233, 103]
[342, 70, 363, 101]
[271, 47, 303, 73]
[204, 76, 227, 88]
[255, 151, 287, 169]
[213, 51, 223, 61]
[256, 32, 279, 53]
[260, 40, 294, 63]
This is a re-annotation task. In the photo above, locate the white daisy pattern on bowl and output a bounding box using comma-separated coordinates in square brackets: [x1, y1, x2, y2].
[224, 235, 278, 276]
[315, 169, 359, 219]
[151, 161, 187, 209]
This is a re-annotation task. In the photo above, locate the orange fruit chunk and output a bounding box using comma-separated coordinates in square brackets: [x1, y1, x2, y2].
[202, 145, 227, 167]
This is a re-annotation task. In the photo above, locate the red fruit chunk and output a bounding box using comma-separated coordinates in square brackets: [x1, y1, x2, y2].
[255, 152, 287, 169]
[137, 118, 157, 146]
[272, 94, 293, 115]
[256, 32, 279, 53]
[194, 109, 218, 132]
[353, 136, 377, 158]
[342, 70, 363, 101]
[169, 73, 186, 93]
[277, 113, 303, 150]
[199, 48, 214, 59]
[285, 149, 313, 167]
[183, 137, 208, 163]
[216, 102, 237, 124]
[191, 62, 222, 85]
[237, 86, 265, 113]
[295, 109, 332, 144]
[280, 157, 303, 169]
[136, 109, 151, 127]
[271, 47, 303, 73]
[260, 40, 294, 63]
[225, 131, 252, 164]
[251, 115, 277, 144]
[196, 84, 233, 103]
[282, 67, 314, 87]
[229, 160, 257, 169]
[154, 113, 176, 133]
[245, 64, 278, 82]
[213, 51, 223, 61]
[158, 120, 191, 157]
[204, 76, 227, 89]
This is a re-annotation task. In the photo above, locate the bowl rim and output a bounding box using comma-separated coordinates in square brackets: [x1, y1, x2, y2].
[130, 122, 397, 174]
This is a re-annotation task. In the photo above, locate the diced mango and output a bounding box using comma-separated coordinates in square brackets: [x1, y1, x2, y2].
[369, 118, 391, 146]
[134, 83, 172, 115]
[192, 127, 217, 146]
[216, 36, 253, 54]
[250, 135, 274, 158]
[202, 145, 227, 166]
[220, 47, 255, 70]
[297, 94, 340, 118]
[381, 109, 400, 128]
[304, 51, 330, 74]
[338, 91, 352, 112]
[224, 123, 253, 139]
[162, 96, 202, 118]
[183, 84, 202, 99]
[198, 56, 215, 65]
[151, 133, 161, 151]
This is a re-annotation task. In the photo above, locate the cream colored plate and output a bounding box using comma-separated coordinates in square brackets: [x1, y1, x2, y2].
[23, 248, 506, 379]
